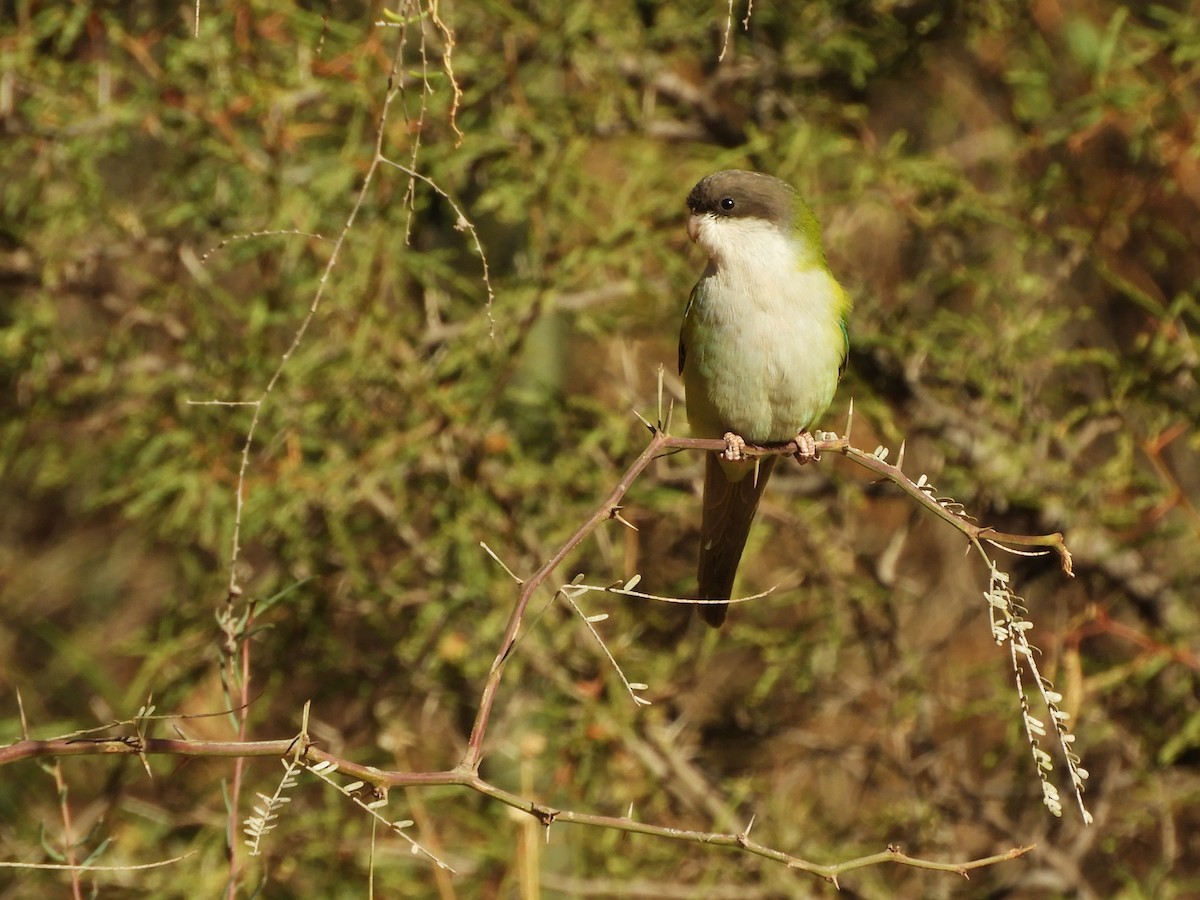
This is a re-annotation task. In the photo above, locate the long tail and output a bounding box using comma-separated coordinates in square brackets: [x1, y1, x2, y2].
[697, 453, 777, 627]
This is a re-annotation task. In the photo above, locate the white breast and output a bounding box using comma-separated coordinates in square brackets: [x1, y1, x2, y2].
[683, 216, 844, 443]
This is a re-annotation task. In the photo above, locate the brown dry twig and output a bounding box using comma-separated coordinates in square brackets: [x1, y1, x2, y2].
[0, 729, 1034, 882]
[2, 415, 1063, 881]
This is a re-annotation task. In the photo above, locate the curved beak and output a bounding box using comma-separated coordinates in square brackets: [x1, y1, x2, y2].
[686, 213, 702, 243]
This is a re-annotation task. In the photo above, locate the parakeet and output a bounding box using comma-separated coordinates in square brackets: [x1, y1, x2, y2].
[678, 170, 850, 626]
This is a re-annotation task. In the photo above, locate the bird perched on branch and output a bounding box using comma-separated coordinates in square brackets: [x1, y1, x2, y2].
[679, 170, 850, 627]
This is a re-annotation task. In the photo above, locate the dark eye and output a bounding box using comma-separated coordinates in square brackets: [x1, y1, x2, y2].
[719, 197, 735, 211]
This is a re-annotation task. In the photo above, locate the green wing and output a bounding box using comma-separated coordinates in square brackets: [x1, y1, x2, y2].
[678, 282, 699, 375]
[837, 317, 849, 381]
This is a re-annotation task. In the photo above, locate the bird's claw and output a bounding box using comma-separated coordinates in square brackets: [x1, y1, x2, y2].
[793, 430, 818, 464]
[721, 432, 747, 462]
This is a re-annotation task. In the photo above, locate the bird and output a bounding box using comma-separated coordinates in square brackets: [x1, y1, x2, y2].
[678, 170, 850, 627]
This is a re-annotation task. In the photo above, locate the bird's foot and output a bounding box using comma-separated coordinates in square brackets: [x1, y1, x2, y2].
[721, 432, 747, 462]
[793, 429, 819, 464]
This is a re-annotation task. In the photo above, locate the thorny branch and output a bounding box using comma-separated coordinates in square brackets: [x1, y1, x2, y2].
[0, 727, 1035, 881]
[1, 410, 1072, 880]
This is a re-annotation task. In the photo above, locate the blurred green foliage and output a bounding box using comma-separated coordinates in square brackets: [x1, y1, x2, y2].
[2, 0, 1199, 896]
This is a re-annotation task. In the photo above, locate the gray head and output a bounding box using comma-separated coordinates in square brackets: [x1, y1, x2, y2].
[686, 170, 798, 231]
[686, 170, 825, 263]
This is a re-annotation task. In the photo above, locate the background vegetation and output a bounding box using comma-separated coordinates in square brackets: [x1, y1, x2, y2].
[2, 0, 1199, 896]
